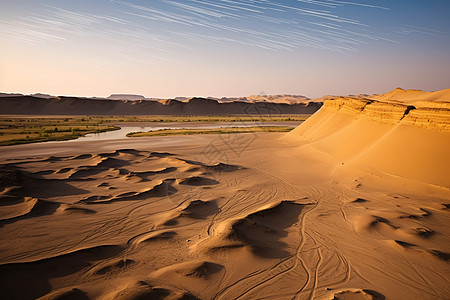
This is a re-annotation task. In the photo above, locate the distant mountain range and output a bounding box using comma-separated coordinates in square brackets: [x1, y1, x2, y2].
[105, 93, 312, 104]
[2, 89, 446, 116]
[0, 93, 322, 115]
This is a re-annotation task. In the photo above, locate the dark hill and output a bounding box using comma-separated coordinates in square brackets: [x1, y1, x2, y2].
[0, 96, 322, 115]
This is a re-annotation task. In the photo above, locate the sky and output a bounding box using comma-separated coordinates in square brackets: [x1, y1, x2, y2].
[0, 0, 449, 99]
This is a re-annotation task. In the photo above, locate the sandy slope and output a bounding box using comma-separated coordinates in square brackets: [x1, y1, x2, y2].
[368, 88, 450, 106]
[0, 89, 449, 300]
[287, 94, 450, 187]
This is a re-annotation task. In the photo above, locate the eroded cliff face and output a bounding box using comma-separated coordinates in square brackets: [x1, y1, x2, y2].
[322, 97, 450, 131]
[287, 93, 450, 187]
[403, 107, 450, 131]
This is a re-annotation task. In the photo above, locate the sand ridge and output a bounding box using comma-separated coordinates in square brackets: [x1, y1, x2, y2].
[286, 91, 450, 187]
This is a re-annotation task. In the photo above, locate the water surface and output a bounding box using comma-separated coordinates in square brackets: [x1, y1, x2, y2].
[77, 121, 301, 141]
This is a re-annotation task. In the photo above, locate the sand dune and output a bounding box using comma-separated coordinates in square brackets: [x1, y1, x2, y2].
[0, 88, 449, 299]
[287, 89, 450, 187]
[369, 87, 450, 105]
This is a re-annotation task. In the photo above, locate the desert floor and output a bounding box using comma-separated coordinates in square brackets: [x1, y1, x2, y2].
[0, 132, 449, 300]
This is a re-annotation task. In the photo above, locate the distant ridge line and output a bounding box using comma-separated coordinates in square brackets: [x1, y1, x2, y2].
[0, 95, 322, 116]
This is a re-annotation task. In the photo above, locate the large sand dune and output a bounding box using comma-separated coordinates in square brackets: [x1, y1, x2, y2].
[0, 88, 449, 299]
[287, 90, 450, 187]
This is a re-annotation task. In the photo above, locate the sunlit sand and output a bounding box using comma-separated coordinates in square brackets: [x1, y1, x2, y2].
[0, 89, 448, 299]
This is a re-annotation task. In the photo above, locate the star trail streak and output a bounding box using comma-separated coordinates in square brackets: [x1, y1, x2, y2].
[1, 0, 392, 54]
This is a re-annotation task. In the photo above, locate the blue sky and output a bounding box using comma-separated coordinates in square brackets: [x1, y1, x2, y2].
[0, 0, 449, 98]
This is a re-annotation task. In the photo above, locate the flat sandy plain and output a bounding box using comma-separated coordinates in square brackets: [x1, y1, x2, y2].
[0, 89, 449, 300]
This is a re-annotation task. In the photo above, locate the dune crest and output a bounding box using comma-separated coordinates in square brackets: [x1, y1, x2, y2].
[287, 89, 450, 187]
[369, 87, 450, 105]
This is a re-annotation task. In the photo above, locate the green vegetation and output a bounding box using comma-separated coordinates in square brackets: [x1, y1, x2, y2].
[111, 115, 310, 123]
[0, 114, 310, 146]
[126, 126, 294, 137]
[0, 117, 119, 146]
